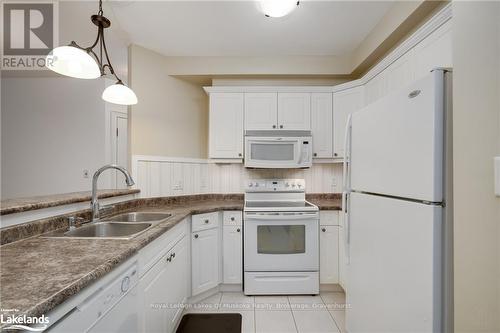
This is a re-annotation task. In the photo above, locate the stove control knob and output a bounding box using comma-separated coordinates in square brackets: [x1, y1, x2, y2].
[297, 184, 302, 188]
[292, 183, 296, 188]
[248, 183, 253, 187]
[254, 182, 259, 187]
[285, 182, 290, 187]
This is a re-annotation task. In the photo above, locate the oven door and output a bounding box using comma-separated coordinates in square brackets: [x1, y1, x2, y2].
[245, 137, 305, 168]
[244, 212, 319, 271]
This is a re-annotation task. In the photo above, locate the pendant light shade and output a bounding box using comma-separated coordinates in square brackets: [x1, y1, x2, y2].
[46, 45, 101, 79]
[102, 81, 138, 105]
[45, 0, 137, 106]
[259, 0, 299, 18]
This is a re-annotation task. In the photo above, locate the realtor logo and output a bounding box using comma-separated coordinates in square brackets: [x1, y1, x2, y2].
[1, 1, 58, 70]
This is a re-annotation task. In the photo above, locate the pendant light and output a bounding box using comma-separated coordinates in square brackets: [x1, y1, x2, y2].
[46, 0, 137, 105]
[258, 0, 299, 18]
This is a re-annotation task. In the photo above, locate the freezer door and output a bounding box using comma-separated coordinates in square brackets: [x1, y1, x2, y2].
[350, 71, 444, 202]
[346, 192, 442, 333]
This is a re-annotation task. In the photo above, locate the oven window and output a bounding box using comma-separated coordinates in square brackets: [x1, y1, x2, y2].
[257, 225, 305, 254]
[251, 143, 294, 161]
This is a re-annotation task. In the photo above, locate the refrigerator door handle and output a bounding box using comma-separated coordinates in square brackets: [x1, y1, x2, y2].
[342, 114, 353, 212]
[342, 114, 353, 265]
[345, 192, 351, 265]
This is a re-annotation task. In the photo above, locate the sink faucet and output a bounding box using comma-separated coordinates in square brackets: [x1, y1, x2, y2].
[91, 164, 135, 222]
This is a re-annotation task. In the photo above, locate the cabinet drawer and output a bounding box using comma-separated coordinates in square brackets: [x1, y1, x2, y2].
[192, 212, 219, 232]
[320, 211, 340, 226]
[223, 211, 242, 226]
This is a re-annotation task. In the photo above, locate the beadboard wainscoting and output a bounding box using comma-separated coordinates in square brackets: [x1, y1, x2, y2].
[132, 156, 343, 198]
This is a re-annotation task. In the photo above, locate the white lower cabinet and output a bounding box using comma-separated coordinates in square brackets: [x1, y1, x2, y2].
[319, 225, 340, 284]
[223, 212, 242, 284]
[319, 211, 340, 285]
[139, 235, 188, 333]
[191, 227, 220, 296]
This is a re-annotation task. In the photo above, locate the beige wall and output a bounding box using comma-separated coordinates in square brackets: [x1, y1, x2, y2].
[452, 2, 500, 332]
[129, 45, 209, 158]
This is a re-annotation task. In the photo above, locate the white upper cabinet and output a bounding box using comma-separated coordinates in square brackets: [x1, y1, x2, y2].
[244, 93, 278, 130]
[209, 93, 244, 159]
[385, 51, 415, 94]
[364, 20, 452, 106]
[333, 86, 364, 158]
[412, 20, 452, 80]
[311, 93, 333, 158]
[277, 93, 311, 130]
[244, 92, 311, 131]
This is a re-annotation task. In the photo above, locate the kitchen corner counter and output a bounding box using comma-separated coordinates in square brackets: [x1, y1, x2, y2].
[0, 189, 140, 215]
[0, 193, 341, 322]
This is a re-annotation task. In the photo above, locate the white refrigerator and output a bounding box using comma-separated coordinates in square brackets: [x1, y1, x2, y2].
[343, 69, 453, 333]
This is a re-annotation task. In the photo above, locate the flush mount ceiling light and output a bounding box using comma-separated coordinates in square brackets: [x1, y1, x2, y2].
[258, 0, 299, 18]
[46, 0, 137, 105]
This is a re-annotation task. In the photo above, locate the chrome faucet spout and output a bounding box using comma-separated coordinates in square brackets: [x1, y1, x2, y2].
[91, 164, 135, 222]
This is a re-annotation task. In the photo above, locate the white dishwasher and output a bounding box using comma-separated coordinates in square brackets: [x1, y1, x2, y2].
[49, 263, 139, 333]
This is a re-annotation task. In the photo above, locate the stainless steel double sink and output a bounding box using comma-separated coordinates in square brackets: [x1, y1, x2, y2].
[43, 212, 172, 240]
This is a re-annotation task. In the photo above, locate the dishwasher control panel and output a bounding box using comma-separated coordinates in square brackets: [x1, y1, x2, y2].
[77, 264, 138, 320]
[49, 263, 139, 332]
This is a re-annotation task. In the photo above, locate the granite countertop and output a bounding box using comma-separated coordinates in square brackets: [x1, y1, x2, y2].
[0, 194, 341, 322]
[0, 189, 140, 215]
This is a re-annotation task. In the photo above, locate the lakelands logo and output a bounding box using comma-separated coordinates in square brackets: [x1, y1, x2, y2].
[1, 313, 49, 331]
[1, 1, 58, 70]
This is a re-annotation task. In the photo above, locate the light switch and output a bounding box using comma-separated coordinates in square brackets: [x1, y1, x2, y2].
[495, 157, 500, 196]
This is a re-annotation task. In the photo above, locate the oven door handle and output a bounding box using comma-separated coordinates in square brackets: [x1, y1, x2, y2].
[245, 213, 317, 220]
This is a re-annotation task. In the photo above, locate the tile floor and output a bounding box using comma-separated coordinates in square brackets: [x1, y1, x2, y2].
[183, 291, 347, 333]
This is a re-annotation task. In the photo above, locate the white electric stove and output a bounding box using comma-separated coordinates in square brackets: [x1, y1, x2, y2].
[243, 179, 319, 295]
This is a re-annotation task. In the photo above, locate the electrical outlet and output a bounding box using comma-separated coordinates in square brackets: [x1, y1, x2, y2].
[173, 181, 183, 191]
[83, 169, 89, 178]
[331, 177, 337, 191]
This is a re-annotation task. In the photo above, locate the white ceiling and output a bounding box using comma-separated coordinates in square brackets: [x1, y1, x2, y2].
[109, 1, 394, 57]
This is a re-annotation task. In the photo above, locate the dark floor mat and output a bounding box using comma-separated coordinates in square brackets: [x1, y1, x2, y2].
[176, 313, 242, 333]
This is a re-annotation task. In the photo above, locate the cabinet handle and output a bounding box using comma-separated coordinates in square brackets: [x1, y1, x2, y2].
[230, 217, 235, 221]
[204, 219, 209, 224]
[194, 234, 199, 239]
[279, 125, 283, 129]
[172, 252, 176, 258]
[166, 254, 172, 262]
[313, 153, 317, 157]
[238, 153, 242, 157]
[272, 125, 276, 129]
[237, 228, 241, 232]
[334, 153, 338, 157]
[322, 228, 326, 232]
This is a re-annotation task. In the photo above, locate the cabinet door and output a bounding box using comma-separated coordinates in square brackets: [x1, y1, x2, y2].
[167, 237, 189, 331]
[209, 93, 244, 159]
[192, 228, 219, 296]
[277, 93, 311, 130]
[320, 225, 340, 284]
[413, 19, 452, 80]
[385, 50, 415, 94]
[333, 86, 364, 158]
[244, 93, 278, 130]
[311, 93, 333, 158]
[139, 252, 174, 333]
[223, 225, 242, 284]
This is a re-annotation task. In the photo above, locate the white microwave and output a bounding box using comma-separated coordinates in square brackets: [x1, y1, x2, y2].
[244, 131, 312, 169]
